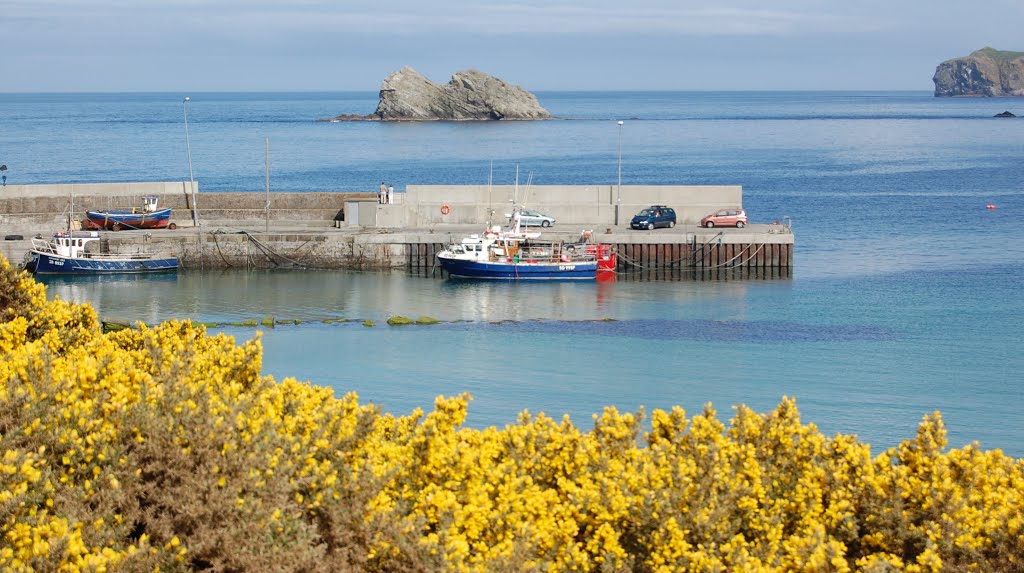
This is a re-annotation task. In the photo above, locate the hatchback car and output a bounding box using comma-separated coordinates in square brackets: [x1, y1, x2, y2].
[700, 208, 748, 228]
[630, 206, 677, 230]
[512, 209, 556, 227]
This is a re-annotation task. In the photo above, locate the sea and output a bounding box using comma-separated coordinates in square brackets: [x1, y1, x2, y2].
[3, 91, 1023, 456]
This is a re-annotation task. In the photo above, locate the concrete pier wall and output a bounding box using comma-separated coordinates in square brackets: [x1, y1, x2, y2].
[94, 227, 793, 272]
[389, 184, 744, 227]
[0, 182, 374, 233]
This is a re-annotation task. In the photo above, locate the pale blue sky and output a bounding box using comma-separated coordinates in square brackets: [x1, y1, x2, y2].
[3, 0, 1021, 92]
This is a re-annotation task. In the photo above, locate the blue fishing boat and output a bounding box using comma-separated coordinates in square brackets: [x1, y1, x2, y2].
[436, 221, 611, 280]
[24, 231, 178, 275]
[82, 196, 176, 231]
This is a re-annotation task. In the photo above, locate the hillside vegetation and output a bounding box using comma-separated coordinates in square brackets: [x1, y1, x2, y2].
[973, 47, 1024, 62]
[2, 256, 1023, 572]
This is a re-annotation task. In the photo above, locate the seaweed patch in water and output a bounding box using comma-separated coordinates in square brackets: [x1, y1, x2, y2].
[439, 319, 896, 343]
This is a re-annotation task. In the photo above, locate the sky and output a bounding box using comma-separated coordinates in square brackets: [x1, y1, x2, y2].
[2, 0, 1022, 92]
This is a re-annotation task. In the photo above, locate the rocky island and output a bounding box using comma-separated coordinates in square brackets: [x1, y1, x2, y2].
[325, 67, 551, 121]
[933, 47, 1024, 97]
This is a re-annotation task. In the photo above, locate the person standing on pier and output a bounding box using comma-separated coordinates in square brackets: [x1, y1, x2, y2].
[379, 181, 387, 204]
[388, 184, 395, 205]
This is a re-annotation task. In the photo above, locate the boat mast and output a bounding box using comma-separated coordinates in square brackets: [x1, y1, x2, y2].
[514, 164, 519, 206]
[487, 160, 493, 228]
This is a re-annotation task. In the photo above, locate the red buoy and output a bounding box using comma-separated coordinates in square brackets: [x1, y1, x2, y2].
[986, 204, 997, 210]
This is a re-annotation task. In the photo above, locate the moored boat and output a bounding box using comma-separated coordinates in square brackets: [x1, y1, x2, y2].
[81, 196, 176, 231]
[24, 230, 178, 275]
[437, 222, 615, 280]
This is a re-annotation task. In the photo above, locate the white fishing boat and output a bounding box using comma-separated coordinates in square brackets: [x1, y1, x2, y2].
[436, 215, 615, 280]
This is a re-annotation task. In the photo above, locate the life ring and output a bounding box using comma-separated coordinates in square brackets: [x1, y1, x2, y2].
[440, 204, 451, 215]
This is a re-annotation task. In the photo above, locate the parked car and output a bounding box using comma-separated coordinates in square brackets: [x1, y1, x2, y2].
[511, 209, 556, 227]
[630, 206, 676, 230]
[700, 208, 748, 228]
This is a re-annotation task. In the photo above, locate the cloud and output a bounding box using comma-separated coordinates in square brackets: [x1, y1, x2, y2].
[1, 0, 855, 38]
[3, 0, 1023, 91]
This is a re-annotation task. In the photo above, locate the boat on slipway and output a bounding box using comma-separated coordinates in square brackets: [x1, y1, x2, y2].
[24, 230, 178, 275]
[436, 221, 616, 280]
[81, 196, 176, 231]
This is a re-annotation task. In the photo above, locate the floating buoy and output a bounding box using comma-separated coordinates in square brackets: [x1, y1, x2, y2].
[986, 204, 997, 210]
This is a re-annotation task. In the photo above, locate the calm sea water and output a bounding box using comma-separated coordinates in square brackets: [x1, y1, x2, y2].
[6, 91, 1024, 456]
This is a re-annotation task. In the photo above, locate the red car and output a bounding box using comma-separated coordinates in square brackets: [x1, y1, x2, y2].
[701, 208, 748, 228]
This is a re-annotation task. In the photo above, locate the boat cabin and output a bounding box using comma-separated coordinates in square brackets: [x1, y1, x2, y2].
[141, 196, 160, 213]
[39, 231, 101, 259]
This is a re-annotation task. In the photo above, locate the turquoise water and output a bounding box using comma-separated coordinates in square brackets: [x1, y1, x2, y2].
[9, 91, 1024, 455]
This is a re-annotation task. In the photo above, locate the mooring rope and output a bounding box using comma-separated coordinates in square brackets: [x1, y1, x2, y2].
[614, 240, 768, 271]
[240, 231, 308, 269]
[704, 243, 767, 269]
[209, 232, 234, 267]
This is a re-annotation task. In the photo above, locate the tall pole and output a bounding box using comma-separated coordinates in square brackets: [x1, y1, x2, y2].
[265, 137, 270, 233]
[616, 120, 623, 226]
[183, 97, 198, 227]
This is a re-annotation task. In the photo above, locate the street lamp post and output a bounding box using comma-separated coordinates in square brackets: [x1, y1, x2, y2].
[615, 120, 623, 226]
[183, 97, 198, 227]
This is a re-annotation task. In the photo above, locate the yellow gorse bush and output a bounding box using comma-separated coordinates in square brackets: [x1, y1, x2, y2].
[1, 255, 1023, 572]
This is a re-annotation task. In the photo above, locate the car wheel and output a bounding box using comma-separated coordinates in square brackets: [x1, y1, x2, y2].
[647, 223, 655, 230]
[669, 220, 676, 228]
[736, 221, 745, 228]
[168, 222, 177, 230]
[541, 220, 551, 228]
[706, 221, 715, 228]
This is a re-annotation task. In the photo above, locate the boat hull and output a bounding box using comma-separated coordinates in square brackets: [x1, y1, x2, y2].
[29, 252, 179, 275]
[83, 208, 173, 230]
[438, 256, 597, 280]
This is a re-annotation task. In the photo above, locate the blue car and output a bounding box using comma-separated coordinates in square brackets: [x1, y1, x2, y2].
[630, 206, 677, 230]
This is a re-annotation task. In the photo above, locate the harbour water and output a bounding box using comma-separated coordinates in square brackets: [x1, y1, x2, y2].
[6, 91, 1024, 455]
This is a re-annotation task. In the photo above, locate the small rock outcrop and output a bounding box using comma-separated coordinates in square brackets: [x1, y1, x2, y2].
[325, 67, 551, 121]
[994, 110, 1016, 117]
[933, 47, 1024, 97]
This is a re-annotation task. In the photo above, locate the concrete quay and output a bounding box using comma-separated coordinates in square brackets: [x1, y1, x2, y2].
[1, 182, 794, 274]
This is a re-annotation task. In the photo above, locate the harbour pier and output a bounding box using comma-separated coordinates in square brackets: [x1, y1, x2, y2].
[1, 182, 793, 276]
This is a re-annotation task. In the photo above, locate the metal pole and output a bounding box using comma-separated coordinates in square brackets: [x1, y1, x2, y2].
[265, 137, 270, 233]
[183, 97, 198, 227]
[616, 120, 623, 226]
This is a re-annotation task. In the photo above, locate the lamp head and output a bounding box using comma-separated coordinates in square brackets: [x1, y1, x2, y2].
[184, 96, 190, 102]
[617, 120, 624, 126]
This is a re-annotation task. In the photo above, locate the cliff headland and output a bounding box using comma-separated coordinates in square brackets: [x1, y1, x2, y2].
[933, 47, 1024, 97]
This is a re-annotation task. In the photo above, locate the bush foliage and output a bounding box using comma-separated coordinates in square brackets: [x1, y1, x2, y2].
[1, 257, 1023, 572]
